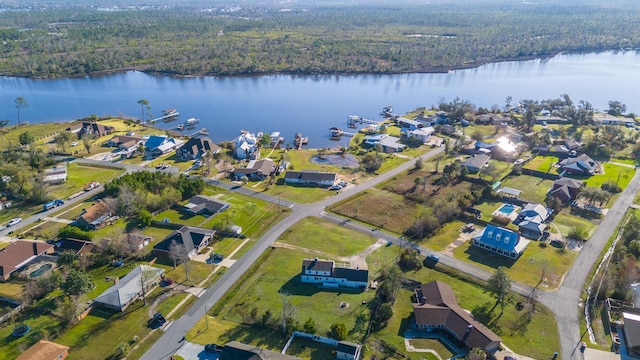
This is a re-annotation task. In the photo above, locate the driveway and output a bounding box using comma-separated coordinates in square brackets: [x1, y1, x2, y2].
[174, 341, 219, 360]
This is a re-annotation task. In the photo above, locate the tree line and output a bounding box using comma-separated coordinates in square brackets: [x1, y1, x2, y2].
[1, 1, 640, 77]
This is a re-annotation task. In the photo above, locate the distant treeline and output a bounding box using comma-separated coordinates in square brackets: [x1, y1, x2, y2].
[1, 1, 639, 78]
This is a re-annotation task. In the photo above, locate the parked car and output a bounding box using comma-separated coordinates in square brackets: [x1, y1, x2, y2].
[425, 254, 440, 267]
[211, 254, 224, 263]
[147, 312, 166, 329]
[7, 218, 22, 227]
[205, 344, 224, 353]
[329, 185, 342, 190]
[504, 356, 517, 360]
[338, 181, 348, 187]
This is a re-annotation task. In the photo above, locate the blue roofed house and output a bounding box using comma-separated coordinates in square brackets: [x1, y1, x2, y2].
[145, 135, 183, 157]
[514, 203, 551, 240]
[472, 225, 529, 259]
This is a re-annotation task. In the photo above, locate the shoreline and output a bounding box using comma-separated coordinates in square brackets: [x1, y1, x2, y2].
[1, 48, 630, 80]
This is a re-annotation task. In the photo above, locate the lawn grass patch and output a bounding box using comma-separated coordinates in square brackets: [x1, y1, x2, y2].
[212, 237, 245, 258]
[418, 220, 467, 251]
[277, 217, 377, 257]
[452, 237, 577, 289]
[523, 156, 559, 173]
[22, 220, 65, 241]
[259, 181, 334, 204]
[408, 338, 454, 359]
[0, 313, 62, 359]
[500, 175, 554, 203]
[0, 282, 24, 300]
[187, 317, 289, 351]
[48, 162, 125, 200]
[153, 207, 208, 227]
[155, 292, 189, 319]
[553, 212, 598, 239]
[285, 337, 336, 360]
[584, 163, 634, 190]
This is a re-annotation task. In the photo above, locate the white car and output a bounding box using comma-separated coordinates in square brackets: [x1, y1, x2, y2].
[71, 141, 79, 146]
[7, 218, 22, 227]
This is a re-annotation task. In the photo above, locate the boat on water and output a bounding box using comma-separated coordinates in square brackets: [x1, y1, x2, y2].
[163, 108, 177, 115]
[175, 124, 185, 131]
[186, 118, 200, 125]
[199, 128, 209, 135]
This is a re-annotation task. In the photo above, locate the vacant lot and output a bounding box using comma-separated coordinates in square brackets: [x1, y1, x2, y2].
[500, 175, 554, 203]
[48, 162, 125, 200]
[418, 220, 468, 251]
[523, 156, 559, 173]
[552, 212, 598, 239]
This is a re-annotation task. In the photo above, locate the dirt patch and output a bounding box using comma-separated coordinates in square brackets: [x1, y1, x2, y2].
[310, 154, 359, 168]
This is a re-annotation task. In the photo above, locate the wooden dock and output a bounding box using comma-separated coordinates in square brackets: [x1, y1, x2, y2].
[294, 133, 309, 150]
[330, 127, 356, 139]
[347, 115, 378, 126]
[144, 111, 180, 124]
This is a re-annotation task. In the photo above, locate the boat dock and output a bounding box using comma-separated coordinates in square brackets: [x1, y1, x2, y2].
[347, 115, 378, 127]
[144, 111, 180, 124]
[294, 133, 309, 150]
[188, 128, 209, 137]
[330, 127, 356, 139]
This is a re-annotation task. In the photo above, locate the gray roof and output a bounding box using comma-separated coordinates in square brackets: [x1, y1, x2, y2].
[302, 258, 334, 273]
[462, 154, 491, 170]
[221, 341, 300, 360]
[284, 171, 337, 182]
[185, 195, 231, 214]
[154, 226, 215, 254]
[94, 265, 164, 310]
[336, 341, 361, 355]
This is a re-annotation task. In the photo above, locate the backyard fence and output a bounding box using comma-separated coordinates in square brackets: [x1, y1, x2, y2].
[521, 168, 561, 180]
[0, 297, 24, 324]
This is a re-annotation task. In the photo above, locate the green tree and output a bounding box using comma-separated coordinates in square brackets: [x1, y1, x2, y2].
[259, 133, 271, 148]
[115, 341, 130, 359]
[15, 97, 28, 126]
[376, 303, 394, 323]
[18, 131, 34, 147]
[330, 322, 347, 340]
[81, 133, 92, 154]
[137, 99, 150, 122]
[361, 152, 384, 173]
[0, 119, 9, 131]
[138, 209, 153, 227]
[607, 100, 627, 116]
[487, 266, 511, 311]
[303, 318, 317, 334]
[54, 131, 75, 152]
[61, 269, 94, 296]
[58, 225, 93, 241]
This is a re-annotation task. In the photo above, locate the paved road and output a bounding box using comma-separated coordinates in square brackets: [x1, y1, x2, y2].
[141, 148, 445, 360]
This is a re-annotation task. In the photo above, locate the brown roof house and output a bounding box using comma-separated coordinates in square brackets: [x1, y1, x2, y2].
[16, 340, 69, 360]
[220, 341, 301, 360]
[76, 201, 113, 230]
[184, 195, 231, 215]
[54, 238, 94, 256]
[67, 121, 114, 138]
[413, 281, 502, 353]
[0, 240, 54, 282]
[178, 136, 220, 160]
[153, 226, 215, 260]
[549, 177, 584, 204]
[232, 158, 275, 181]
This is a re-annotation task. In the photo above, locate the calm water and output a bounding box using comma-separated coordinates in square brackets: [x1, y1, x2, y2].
[1, 51, 639, 148]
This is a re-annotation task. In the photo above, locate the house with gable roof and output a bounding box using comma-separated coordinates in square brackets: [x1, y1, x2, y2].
[514, 203, 551, 240]
[235, 132, 258, 159]
[94, 265, 164, 311]
[178, 136, 220, 160]
[232, 158, 274, 181]
[284, 170, 337, 187]
[184, 195, 231, 215]
[0, 240, 54, 282]
[413, 280, 502, 352]
[145, 135, 184, 157]
[153, 226, 215, 259]
[301, 258, 368, 290]
[549, 177, 584, 204]
[558, 154, 598, 176]
[16, 340, 69, 360]
[461, 154, 491, 173]
[472, 224, 529, 259]
[76, 201, 113, 230]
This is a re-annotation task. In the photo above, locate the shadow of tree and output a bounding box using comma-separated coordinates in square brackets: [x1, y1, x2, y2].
[463, 246, 517, 269]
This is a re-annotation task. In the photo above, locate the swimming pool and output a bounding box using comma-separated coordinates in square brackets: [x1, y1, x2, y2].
[29, 263, 53, 278]
[497, 204, 516, 215]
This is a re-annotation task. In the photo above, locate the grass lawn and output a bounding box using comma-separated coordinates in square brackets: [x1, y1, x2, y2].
[259, 180, 335, 204]
[285, 337, 336, 360]
[418, 220, 467, 251]
[0, 313, 62, 359]
[523, 156, 559, 173]
[472, 200, 519, 231]
[452, 237, 577, 289]
[155, 292, 189, 319]
[409, 338, 453, 359]
[277, 217, 377, 257]
[48, 162, 125, 200]
[329, 188, 426, 234]
[0, 282, 24, 300]
[22, 220, 66, 241]
[153, 207, 209, 227]
[1, 122, 74, 151]
[583, 163, 635, 190]
[213, 237, 247, 258]
[611, 157, 637, 166]
[53, 202, 88, 221]
[552, 212, 598, 239]
[500, 175, 554, 203]
[0, 201, 42, 226]
[187, 317, 289, 352]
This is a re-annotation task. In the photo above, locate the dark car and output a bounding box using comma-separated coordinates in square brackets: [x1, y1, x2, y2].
[205, 344, 224, 353]
[147, 312, 166, 329]
[211, 254, 224, 263]
[504, 356, 517, 360]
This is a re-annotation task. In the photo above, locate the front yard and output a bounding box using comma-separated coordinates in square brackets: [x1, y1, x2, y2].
[500, 174, 554, 204]
[523, 156, 559, 173]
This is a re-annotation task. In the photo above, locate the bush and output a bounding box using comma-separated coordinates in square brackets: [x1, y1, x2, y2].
[491, 214, 511, 226]
[601, 181, 622, 194]
[568, 227, 589, 241]
[58, 225, 93, 240]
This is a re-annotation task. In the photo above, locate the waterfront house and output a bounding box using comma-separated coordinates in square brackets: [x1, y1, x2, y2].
[301, 258, 368, 290]
[406, 127, 434, 144]
[549, 177, 584, 204]
[178, 136, 220, 160]
[362, 134, 406, 152]
[145, 136, 183, 157]
[413, 281, 502, 352]
[514, 203, 551, 240]
[0, 240, 54, 282]
[284, 170, 337, 187]
[234, 131, 258, 159]
[184, 195, 231, 215]
[232, 158, 274, 181]
[558, 153, 597, 176]
[76, 201, 113, 230]
[106, 135, 143, 149]
[461, 154, 491, 173]
[94, 265, 164, 312]
[396, 117, 422, 130]
[472, 224, 529, 259]
[153, 226, 215, 259]
[67, 121, 114, 138]
[16, 340, 69, 360]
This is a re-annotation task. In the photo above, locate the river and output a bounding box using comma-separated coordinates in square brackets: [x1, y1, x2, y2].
[1, 51, 639, 148]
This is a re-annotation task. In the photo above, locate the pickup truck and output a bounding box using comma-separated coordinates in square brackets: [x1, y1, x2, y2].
[43, 199, 64, 211]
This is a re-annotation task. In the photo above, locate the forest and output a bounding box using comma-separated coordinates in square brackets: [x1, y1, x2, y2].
[0, 0, 639, 78]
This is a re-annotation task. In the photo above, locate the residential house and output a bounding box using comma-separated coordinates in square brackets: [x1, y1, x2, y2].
[489, 136, 518, 161]
[178, 136, 220, 160]
[94, 265, 164, 312]
[549, 177, 584, 204]
[145, 136, 183, 157]
[361, 134, 406, 152]
[461, 154, 491, 173]
[76, 201, 113, 230]
[472, 224, 529, 259]
[54, 238, 94, 256]
[514, 203, 551, 240]
[413, 281, 502, 352]
[184, 195, 231, 215]
[475, 114, 511, 125]
[0, 240, 54, 282]
[535, 145, 572, 158]
[301, 258, 368, 290]
[153, 226, 215, 259]
[396, 117, 422, 130]
[126, 233, 152, 250]
[336, 341, 362, 360]
[234, 132, 258, 160]
[593, 114, 636, 127]
[565, 138, 582, 151]
[439, 124, 456, 136]
[535, 115, 569, 125]
[623, 312, 640, 357]
[284, 171, 337, 187]
[558, 154, 597, 176]
[232, 158, 274, 181]
[66, 121, 114, 138]
[220, 341, 301, 360]
[106, 135, 144, 158]
[406, 127, 434, 144]
[43, 166, 68, 185]
[16, 340, 69, 360]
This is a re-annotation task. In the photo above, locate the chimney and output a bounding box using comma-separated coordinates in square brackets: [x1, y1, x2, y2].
[462, 325, 473, 343]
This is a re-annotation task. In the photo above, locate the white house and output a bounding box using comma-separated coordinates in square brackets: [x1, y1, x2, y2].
[234, 132, 258, 159]
[406, 127, 434, 143]
[301, 258, 368, 290]
[284, 171, 337, 187]
[94, 265, 164, 312]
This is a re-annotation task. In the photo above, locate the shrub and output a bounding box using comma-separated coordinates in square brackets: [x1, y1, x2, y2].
[569, 226, 589, 241]
[601, 181, 622, 194]
[58, 225, 93, 240]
